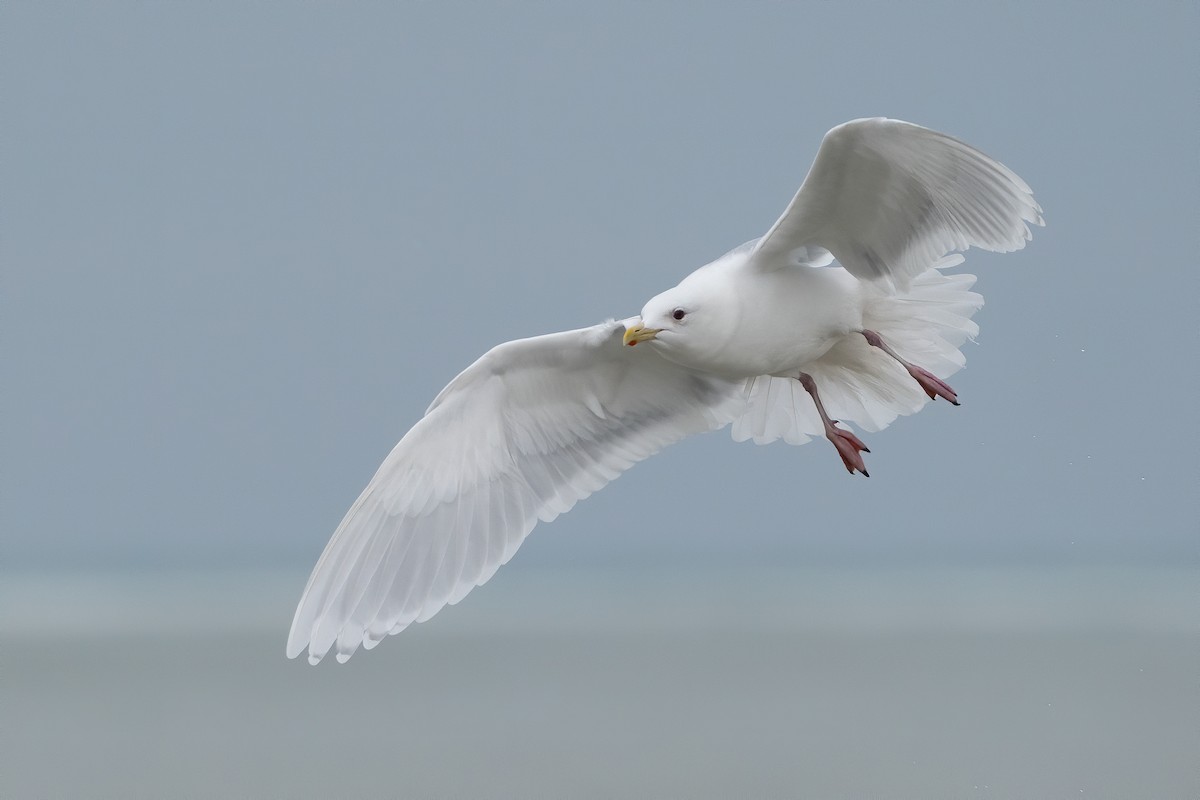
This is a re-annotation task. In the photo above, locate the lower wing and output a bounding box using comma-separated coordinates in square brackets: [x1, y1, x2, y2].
[288, 320, 742, 664]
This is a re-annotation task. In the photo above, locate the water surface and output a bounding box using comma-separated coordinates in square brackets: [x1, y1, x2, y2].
[4, 565, 1194, 798]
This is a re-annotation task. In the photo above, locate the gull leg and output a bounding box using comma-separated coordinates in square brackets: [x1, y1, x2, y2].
[860, 329, 960, 405]
[797, 373, 870, 477]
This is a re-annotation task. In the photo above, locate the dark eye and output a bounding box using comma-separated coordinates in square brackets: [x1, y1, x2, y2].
[672, 309, 686, 321]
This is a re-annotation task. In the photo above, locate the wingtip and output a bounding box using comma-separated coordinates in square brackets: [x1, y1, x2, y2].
[287, 641, 324, 665]
[285, 638, 305, 661]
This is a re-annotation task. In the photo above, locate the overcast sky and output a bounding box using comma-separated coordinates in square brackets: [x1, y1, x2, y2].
[4, 2, 1196, 572]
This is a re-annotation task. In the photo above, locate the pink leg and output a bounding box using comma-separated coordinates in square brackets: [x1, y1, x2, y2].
[797, 373, 870, 477]
[861, 329, 960, 405]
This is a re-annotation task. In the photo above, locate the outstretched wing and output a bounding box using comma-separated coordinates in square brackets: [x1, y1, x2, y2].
[288, 320, 741, 664]
[748, 118, 1042, 288]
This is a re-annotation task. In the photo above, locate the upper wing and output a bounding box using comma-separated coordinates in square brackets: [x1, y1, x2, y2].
[748, 118, 1043, 288]
[287, 320, 742, 664]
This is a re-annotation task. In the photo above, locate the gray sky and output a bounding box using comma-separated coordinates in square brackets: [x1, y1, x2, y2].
[4, 2, 1197, 571]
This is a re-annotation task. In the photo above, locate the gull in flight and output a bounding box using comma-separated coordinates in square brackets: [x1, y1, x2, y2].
[288, 118, 1042, 664]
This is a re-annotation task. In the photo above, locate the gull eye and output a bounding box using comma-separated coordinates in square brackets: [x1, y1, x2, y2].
[672, 309, 686, 321]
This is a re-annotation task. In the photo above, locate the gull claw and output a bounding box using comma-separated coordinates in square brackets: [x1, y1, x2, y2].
[907, 365, 959, 405]
[827, 424, 870, 477]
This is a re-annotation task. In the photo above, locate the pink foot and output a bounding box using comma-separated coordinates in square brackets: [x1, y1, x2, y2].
[862, 329, 961, 406]
[798, 373, 871, 477]
[826, 423, 871, 477]
[906, 364, 959, 405]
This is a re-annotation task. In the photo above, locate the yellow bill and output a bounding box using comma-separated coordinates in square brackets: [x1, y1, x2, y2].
[623, 322, 661, 347]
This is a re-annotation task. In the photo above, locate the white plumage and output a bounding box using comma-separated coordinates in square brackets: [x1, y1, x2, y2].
[752, 118, 1041, 288]
[289, 325, 742, 663]
[288, 118, 1042, 664]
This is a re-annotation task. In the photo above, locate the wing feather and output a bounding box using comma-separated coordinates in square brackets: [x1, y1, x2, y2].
[749, 118, 1042, 287]
[288, 320, 741, 664]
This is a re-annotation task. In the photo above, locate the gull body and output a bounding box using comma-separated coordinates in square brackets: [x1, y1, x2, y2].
[288, 118, 1042, 664]
[635, 246, 863, 379]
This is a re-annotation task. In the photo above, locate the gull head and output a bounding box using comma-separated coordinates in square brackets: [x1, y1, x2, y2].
[623, 269, 739, 373]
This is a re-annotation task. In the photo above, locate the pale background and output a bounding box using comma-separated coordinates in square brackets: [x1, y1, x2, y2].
[3, 2, 1197, 798]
